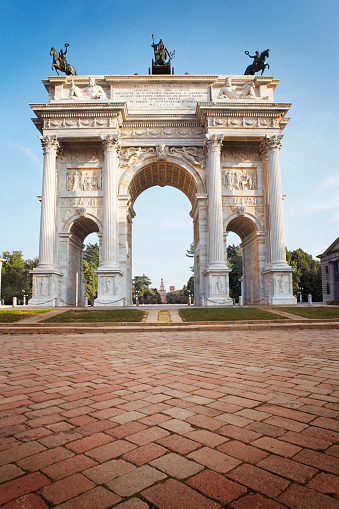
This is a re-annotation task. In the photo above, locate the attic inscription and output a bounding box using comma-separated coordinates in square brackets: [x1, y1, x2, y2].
[114, 84, 209, 109]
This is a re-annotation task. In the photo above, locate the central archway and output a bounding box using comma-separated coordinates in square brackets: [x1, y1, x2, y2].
[119, 159, 206, 305]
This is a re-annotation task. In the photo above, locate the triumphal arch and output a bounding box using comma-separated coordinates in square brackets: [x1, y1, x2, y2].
[29, 71, 296, 306]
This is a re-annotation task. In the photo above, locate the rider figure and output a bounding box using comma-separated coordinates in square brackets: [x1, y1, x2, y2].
[249, 51, 260, 68]
[59, 45, 68, 72]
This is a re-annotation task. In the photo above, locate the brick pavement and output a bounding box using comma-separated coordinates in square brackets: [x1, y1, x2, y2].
[0, 329, 338, 508]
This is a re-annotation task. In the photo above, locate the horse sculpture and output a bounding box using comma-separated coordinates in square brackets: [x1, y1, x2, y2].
[244, 49, 270, 76]
[50, 44, 77, 76]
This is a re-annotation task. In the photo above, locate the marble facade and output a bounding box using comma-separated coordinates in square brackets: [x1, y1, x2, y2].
[29, 74, 296, 306]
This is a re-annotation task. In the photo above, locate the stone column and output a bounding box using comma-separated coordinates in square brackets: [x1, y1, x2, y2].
[38, 136, 59, 269]
[206, 135, 225, 268]
[101, 135, 120, 268]
[265, 135, 286, 267]
[94, 135, 123, 306]
[261, 135, 296, 304]
[203, 135, 232, 305]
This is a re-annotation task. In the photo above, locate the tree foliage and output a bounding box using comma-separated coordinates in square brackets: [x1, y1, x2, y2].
[227, 244, 243, 300]
[1, 251, 38, 304]
[186, 242, 194, 273]
[286, 248, 322, 301]
[83, 243, 99, 302]
[132, 274, 161, 304]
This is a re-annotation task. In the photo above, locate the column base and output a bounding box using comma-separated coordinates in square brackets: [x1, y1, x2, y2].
[203, 266, 233, 306]
[28, 267, 63, 307]
[262, 265, 297, 305]
[94, 268, 124, 306]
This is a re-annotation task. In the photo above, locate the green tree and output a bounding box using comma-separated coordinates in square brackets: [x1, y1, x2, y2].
[286, 248, 322, 301]
[227, 244, 242, 300]
[83, 243, 99, 302]
[132, 275, 161, 304]
[83, 243, 99, 267]
[187, 275, 194, 300]
[1, 251, 37, 304]
[186, 242, 194, 273]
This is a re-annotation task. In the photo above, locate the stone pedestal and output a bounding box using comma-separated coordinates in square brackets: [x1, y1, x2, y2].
[95, 270, 124, 306]
[203, 267, 233, 305]
[262, 267, 296, 305]
[29, 269, 63, 307]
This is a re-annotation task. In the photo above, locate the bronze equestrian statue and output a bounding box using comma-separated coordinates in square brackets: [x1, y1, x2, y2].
[50, 44, 77, 76]
[244, 49, 270, 75]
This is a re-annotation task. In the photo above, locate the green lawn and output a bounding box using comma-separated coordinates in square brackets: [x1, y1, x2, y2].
[0, 310, 49, 323]
[273, 307, 339, 319]
[42, 309, 147, 323]
[179, 307, 287, 322]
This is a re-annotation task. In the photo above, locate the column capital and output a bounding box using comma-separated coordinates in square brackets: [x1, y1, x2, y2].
[101, 135, 121, 154]
[39, 136, 59, 155]
[261, 134, 283, 156]
[204, 134, 224, 153]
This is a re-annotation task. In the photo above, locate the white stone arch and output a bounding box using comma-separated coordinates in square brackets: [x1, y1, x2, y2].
[59, 213, 102, 306]
[224, 212, 263, 236]
[118, 155, 205, 305]
[62, 212, 103, 237]
[224, 212, 265, 305]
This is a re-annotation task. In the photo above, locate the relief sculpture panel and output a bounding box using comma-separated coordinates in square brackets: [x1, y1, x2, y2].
[222, 169, 257, 191]
[66, 169, 102, 191]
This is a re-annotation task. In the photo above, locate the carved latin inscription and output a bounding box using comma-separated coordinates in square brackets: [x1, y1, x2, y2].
[222, 197, 263, 206]
[60, 197, 103, 208]
[66, 169, 102, 191]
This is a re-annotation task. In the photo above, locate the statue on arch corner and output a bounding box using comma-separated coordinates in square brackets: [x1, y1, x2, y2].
[50, 43, 77, 76]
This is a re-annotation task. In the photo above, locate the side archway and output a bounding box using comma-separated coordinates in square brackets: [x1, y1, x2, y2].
[225, 214, 265, 304]
[60, 215, 102, 306]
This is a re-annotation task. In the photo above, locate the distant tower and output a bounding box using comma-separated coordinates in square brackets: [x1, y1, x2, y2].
[159, 278, 167, 304]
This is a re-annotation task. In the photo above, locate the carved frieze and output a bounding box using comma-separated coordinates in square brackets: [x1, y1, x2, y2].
[60, 197, 103, 208]
[222, 148, 260, 162]
[208, 118, 280, 129]
[61, 148, 103, 163]
[66, 169, 102, 191]
[120, 127, 204, 138]
[43, 117, 118, 129]
[222, 196, 263, 206]
[222, 169, 257, 191]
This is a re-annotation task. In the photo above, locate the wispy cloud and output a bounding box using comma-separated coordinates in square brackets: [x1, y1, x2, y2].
[2, 138, 42, 169]
[296, 175, 339, 221]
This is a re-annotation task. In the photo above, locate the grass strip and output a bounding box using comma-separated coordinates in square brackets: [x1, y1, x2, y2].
[179, 307, 287, 322]
[0, 310, 49, 323]
[42, 309, 147, 323]
[273, 307, 339, 319]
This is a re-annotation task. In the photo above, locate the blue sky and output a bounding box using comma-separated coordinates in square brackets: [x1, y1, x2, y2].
[0, 0, 338, 291]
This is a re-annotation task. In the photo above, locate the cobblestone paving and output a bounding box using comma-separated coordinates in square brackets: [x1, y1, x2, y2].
[0, 329, 338, 508]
